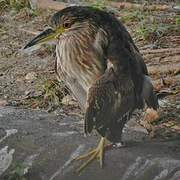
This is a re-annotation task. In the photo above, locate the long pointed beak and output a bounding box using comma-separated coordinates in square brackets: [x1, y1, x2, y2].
[23, 27, 65, 49]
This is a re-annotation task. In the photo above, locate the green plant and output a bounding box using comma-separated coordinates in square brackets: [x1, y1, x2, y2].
[136, 17, 179, 41]
[5, 163, 27, 180]
[0, 0, 32, 11]
[28, 79, 68, 109]
[90, 0, 106, 10]
[0, 0, 8, 9]
[121, 9, 147, 23]
[136, 21, 148, 40]
[176, 15, 180, 26]
[42, 79, 64, 105]
[10, 0, 31, 10]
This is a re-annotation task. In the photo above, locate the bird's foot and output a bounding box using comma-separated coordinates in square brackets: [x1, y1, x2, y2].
[74, 137, 110, 174]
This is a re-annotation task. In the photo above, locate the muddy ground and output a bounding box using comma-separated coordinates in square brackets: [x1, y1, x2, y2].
[0, 0, 179, 137]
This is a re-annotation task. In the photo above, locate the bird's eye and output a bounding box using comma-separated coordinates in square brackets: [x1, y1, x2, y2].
[63, 22, 71, 28]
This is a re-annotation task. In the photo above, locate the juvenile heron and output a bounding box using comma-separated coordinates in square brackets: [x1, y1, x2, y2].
[24, 6, 158, 173]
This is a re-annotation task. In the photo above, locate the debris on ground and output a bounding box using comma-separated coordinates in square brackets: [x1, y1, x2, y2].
[0, 0, 179, 141]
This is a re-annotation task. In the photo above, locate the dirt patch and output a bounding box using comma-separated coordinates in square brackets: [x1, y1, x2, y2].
[0, 1, 179, 138]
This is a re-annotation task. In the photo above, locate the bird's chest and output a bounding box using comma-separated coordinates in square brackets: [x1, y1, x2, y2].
[55, 39, 103, 92]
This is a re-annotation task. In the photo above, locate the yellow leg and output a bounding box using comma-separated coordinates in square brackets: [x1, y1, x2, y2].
[74, 137, 107, 173]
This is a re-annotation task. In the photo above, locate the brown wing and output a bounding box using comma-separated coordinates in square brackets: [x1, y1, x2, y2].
[84, 68, 136, 142]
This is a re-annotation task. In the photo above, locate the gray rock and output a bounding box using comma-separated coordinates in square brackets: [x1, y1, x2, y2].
[0, 106, 179, 180]
[25, 72, 37, 81]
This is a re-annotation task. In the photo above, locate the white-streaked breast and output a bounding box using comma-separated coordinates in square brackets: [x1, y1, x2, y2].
[55, 30, 106, 93]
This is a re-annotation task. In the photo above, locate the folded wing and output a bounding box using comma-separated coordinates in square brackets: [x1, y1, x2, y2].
[84, 68, 136, 143]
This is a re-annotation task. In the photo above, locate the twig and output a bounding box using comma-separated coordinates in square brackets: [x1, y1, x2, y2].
[18, 28, 40, 35]
[109, 2, 171, 11]
[140, 48, 180, 55]
[36, 0, 66, 11]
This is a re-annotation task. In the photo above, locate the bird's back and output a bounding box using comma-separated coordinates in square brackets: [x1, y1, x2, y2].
[102, 11, 158, 110]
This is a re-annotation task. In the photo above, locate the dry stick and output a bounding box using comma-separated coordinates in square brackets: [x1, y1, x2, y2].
[143, 53, 180, 61]
[18, 28, 40, 35]
[36, 0, 66, 11]
[109, 1, 171, 11]
[140, 48, 180, 55]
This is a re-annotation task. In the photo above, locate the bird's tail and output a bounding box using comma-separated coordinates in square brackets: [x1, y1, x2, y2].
[141, 75, 159, 110]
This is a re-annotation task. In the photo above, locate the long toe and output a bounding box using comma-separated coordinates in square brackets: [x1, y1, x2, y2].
[75, 137, 107, 174]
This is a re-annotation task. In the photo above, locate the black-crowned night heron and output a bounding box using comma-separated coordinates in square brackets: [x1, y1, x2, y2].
[24, 6, 158, 173]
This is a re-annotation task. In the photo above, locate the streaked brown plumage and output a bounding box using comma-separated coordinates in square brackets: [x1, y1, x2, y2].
[24, 6, 159, 172]
[85, 67, 135, 142]
[52, 6, 158, 142]
[55, 20, 107, 109]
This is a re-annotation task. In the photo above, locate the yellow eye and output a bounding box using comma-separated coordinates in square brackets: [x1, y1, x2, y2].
[63, 22, 71, 28]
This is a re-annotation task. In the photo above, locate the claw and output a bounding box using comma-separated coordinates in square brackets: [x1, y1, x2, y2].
[74, 137, 108, 174]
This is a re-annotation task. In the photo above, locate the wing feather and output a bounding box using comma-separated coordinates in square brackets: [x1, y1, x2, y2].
[84, 68, 136, 139]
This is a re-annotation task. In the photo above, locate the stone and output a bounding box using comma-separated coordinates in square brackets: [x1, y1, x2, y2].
[31, 0, 66, 10]
[0, 100, 8, 107]
[144, 108, 159, 123]
[61, 95, 77, 106]
[25, 72, 37, 81]
[0, 106, 179, 180]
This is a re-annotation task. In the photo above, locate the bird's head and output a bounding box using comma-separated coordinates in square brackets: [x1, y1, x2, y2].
[24, 6, 104, 49]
